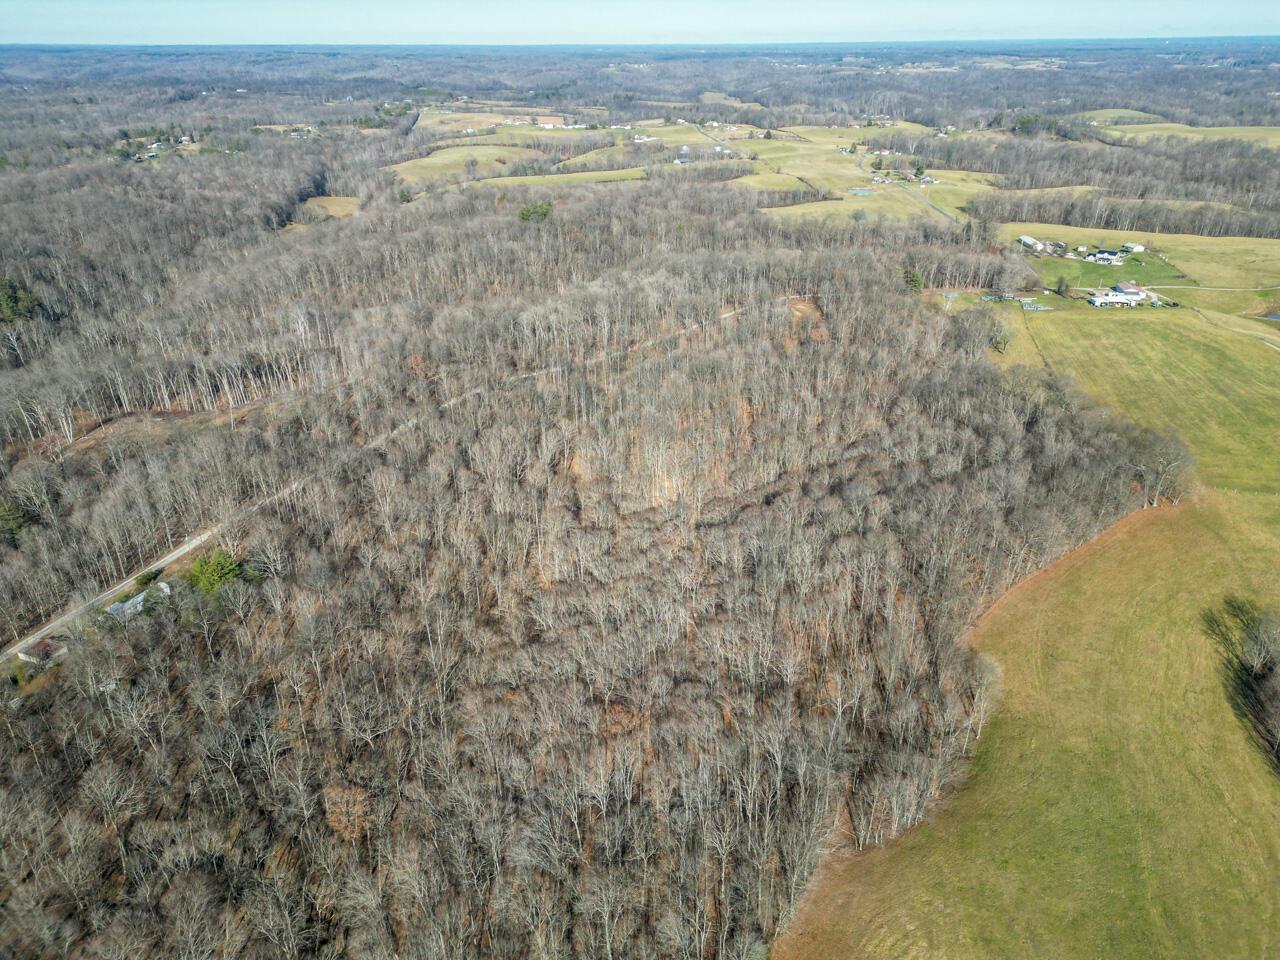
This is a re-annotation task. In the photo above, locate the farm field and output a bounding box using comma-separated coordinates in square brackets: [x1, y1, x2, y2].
[754, 141, 906, 197]
[638, 122, 730, 149]
[412, 108, 569, 133]
[915, 169, 998, 217]
[464, 166, 646, 188]
[731, 169, 811, 191]
[439, 127, 612, 149]
[1102, 121, 1280, 148]
[776, 265, 1280, 960]
[760, 190, 936, 221]
[556, 144, 637, 168]
[998, 301, 1280, 492]
[303, 195, 358, 218]
[412, 109, 507, 132]
[1174, 287, 1280, 320]
[387, 145, 545, 186]
[699, 90, 766, 110]
[1071, 107, 1168, 124]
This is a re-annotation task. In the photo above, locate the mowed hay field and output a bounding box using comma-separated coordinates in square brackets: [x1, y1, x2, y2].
[1102, 121, 1280, 148]
[999, 302, 1280, 493]
[775, 248, 1280, 959]
[732, 170, 811, 192]
[412, 110, 568, 134]
[388, 145, 545, 186]
[1071, 107, 1169, 124]
[465, 167, 646, 189]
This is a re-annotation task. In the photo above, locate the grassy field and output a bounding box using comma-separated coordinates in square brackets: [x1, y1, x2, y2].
[303, 195, 358, 218]
[998, 301, 1280, 493]
[776, 261, 1280, 960]
[699, 90, 766, 110]
[1102, 122, 1280, 148]
[635, 123, 723, 149]
[464, 167, 646, 188]
[778, 490, 1280, 960]
[1022, 251, 1192, 290]
[556, 144, 635, 169]
[412, 110, 507, 133]
[758, 166, 995, 222]
[388, 145, 545, 186]
[761, 192, 933, 222]
[412, 109, 574, 134]
[918, 170, 999, 218]
[1071, 107, 1168, 124]
[732, 170, 811, 191]
[440, 128, 614, 150]
[1174, 287, 1280, 319]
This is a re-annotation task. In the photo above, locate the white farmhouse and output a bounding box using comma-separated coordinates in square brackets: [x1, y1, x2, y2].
[1089, 289, 1142, 308]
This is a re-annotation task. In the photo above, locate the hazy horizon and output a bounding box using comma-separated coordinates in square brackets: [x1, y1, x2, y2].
[6, 0, 1279, 46]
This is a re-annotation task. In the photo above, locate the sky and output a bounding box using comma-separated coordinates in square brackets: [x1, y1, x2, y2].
[2, 0, 1278, 45]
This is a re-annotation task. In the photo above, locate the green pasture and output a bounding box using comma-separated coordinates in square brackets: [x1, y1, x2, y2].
[1103, 122, 1280, 148]
[388, 145, 546, 186]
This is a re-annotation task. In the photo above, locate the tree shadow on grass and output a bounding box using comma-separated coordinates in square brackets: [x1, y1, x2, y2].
[1203, 595, 1280, 776]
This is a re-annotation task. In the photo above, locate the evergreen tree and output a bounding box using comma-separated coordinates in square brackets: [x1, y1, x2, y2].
[188, 548, 240, 595]
[0, 278, 37, 325]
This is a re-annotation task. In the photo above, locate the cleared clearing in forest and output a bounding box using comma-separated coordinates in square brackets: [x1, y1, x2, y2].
[303, 195, 358, 218]
[387, 145, 546, 185]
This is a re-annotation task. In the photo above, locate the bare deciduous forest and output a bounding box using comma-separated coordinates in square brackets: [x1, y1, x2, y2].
[0, 40, 1219, 959]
